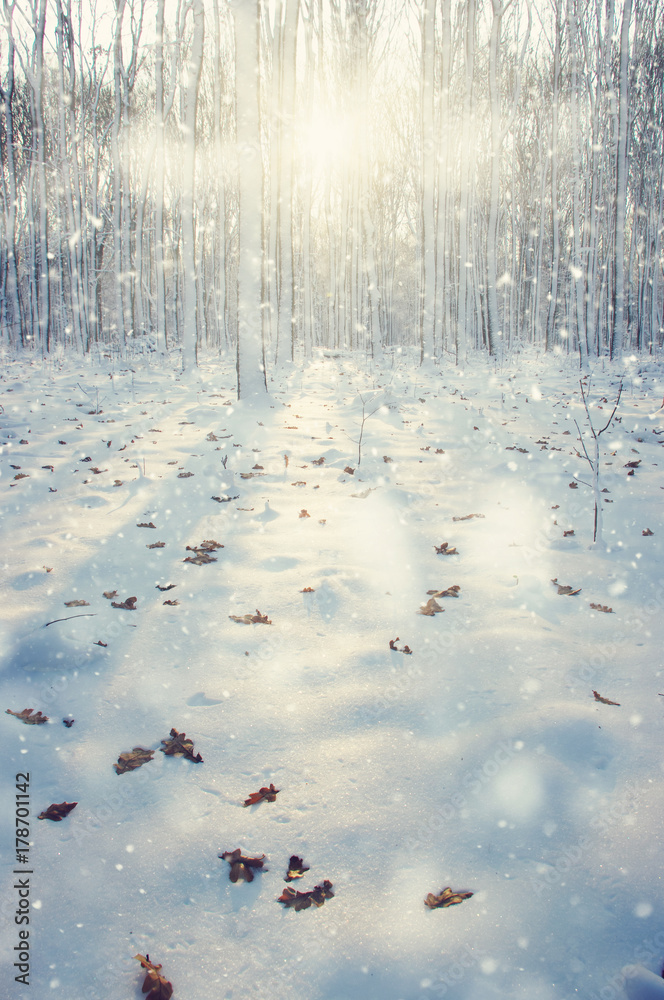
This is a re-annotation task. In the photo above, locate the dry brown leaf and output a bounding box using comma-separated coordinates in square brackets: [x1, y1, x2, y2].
[285, 856, 310, 881]
[551, 578, 581, 596]
[642, 528, 654, 536]
[159, 728, 203, 762]
[434, 542, 458, 555]
[452, 513, 485, 521]
[137, 522, 157, 528]
[418, 597, 444, 616]
[111, 596, 137, 610]
[244, 783, 279, 806]
[424, 887, 474, 909]
[147, 541, 165, 549]
[593, 690, 620, 706]
[389, 638, 413, 654]
[134, 954, 174, 1000]
[219, 848, 266, 883]
[103, 590, 118, 599]
[312, 457, 325, 465]
[114, 747, 155, 774]
[277, 880, 334, 910]
[38, 801, 77, 821]
[64, 599, 90, 607]
[177, 472, 194, 478]
[229, 609, 272, 625]
[299, 509, 310, 518]
[426, 585, 460, 598]
[184, 539, 223, 565]
[6, 708, 49, 725]
[589, 603, 613, 613]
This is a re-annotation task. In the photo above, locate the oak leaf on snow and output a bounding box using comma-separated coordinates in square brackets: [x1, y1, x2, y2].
[159, 728, 203, 762]
[134, 954, 173, 1000]
[6, 708, 49, 725]
[424, 887, 474, 909]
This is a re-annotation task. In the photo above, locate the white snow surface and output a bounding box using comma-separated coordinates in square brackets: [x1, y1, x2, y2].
[1, 350, 663, 1000]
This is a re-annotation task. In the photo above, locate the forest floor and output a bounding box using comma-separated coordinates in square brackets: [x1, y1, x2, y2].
[1, 348, 664, 1000]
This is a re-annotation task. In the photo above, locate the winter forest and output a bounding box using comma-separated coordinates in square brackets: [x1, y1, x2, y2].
[1, 0, 662, 376]
[3, 3, 664, 1000]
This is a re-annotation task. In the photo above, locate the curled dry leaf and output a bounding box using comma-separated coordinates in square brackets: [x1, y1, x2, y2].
[291, 481, 307, 486]
[211, 495, 239, 503]
[177, 471, 194, 478]
[94, 640, 108, 647]
[103, 590, 118, 599]
[137, 522, 157, 528]
[418, 597, 444, 616]
[569, 482, 579, 489]
[643, 528, 654, 536]
[593, 690, 620, 706]
[230, 610, 272, 625]
[156, 584, 176, 592]
[389, 638, 413, 654]
[452, 513, 485, 521]
[277, 880, 334, 910]
[551, 578, 581, 596]
[563, 530, 575, 537]
[426, 585, 460, 598]
[184, 539, 223, 565]
[38, 801, 77, 821]
[285, 856, 310, 881]
[383, 455, 393, 463]
[114, 747, 155, 774]
[301, 586, 315, 593]
[6, 708, 49, 725]
[159, 728, 203, 762]
[111, 596, 137, 610]
[64, 599, 90, 607]
[244, 783, 279, 807]
[434, 542, 458, 555]
[425, 887, 474, 909]
[343, 466, 355, 475]
[163, 599, 179, 606]
[147, 541, 165, 549]
[220, 848, 266, 883]
[299, 509, 311, 518]
[589, 603, 613, 613]
[62, 718, 75, 727]
[312, 457, 325, 465]
[134, 954, 174, 1000]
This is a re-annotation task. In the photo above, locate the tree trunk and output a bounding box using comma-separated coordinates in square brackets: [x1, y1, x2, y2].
[233, 0, 267, 397]
[181, 0, 205, 371]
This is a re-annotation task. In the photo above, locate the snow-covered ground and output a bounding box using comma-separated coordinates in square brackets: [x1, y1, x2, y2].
[1, 349, 663, 1000]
